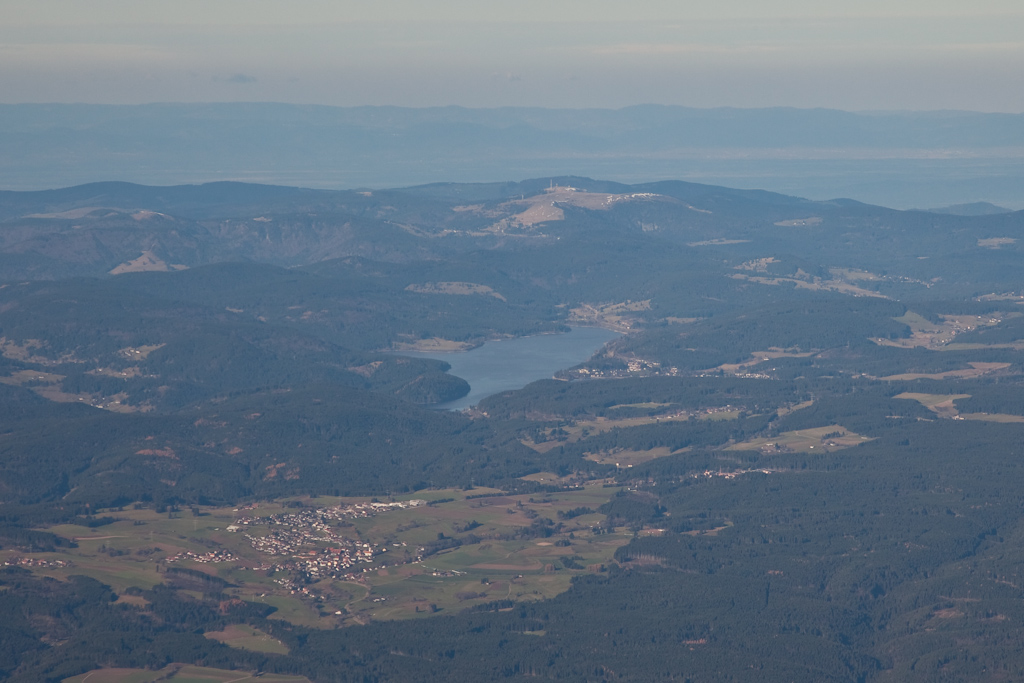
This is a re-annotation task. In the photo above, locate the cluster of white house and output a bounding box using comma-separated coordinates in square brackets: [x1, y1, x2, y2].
[4, 556, 71, 568]
[165, 549, 237, 564]
[231, 498, 425, 531]
[225, 499, 426, 581]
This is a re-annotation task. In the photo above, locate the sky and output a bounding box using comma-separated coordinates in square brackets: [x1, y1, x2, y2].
[2, 0, 1024, 111]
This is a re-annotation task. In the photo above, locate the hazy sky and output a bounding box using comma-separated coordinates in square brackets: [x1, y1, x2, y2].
[3, 0, 1023, 111]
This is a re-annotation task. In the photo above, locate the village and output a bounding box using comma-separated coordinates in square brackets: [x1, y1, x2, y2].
[4, 556, 72, 569]
[560, 357, 680, 380]
[561, 358, 775, 382]
[694, 467, 780, 480]
[165, 549, 237, 564]
[227, 499, 427, 582]
[230, 498, 426, 531]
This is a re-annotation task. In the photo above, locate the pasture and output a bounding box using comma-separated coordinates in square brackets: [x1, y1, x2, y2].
[204, 624, 289, 654]
[728, 425, 871, 453]
[10, 485, 627, 630]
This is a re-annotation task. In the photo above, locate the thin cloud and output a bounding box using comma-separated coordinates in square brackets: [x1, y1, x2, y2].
[226, 73, 257, 84]
[593, 43, 785, 56]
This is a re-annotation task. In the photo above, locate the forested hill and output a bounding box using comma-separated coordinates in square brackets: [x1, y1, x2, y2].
[1, 176, 1021, 288]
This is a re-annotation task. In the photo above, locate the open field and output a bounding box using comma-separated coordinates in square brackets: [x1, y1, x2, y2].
[942, 342, 1024, 351]
[729, 269, 888, 299]
[524, 407, 740, 453]
[569, 299, 651, 331]
[65, 665, 310, 683]
[450, 185, 667, 234]
[978, 237, 1017, 248]
[109, 249, 188, 275]
[500, 186, 663, 228]
[8, 486, 626, 630]
[391, 336, 475, 352]
[879, 361, 1011, 381]
[405, 281, 506, 300]
[519, 471, 583, 485]
[712, 348, 814, 375]
[687, 239, 749, 246]
[567, 411, 694, 435]
[961, 413, 1024, 423]
[204, 624, 289, 654]
[894, 392, 970, 409]
[777, 400, 815, 417]
[727, 425, 871, 454]
[894, 392, 1024, 422]
[774, 217, 823, 227]
[607, 402, 673, 410]
[584, 447, 687, 467]
[0, 368, 65, 385]
[895, 392, 971, 419]
[875, 313, 1003, 350]
[332, 486, 627, 622]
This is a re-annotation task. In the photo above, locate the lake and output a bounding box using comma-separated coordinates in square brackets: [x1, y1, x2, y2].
[400, 327, 620, 410]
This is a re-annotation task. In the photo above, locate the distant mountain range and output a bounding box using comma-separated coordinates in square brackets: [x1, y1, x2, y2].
[1, 176, 1020, 286]
[924, 201, 1013, 216]
[3, 103, 1023, 208]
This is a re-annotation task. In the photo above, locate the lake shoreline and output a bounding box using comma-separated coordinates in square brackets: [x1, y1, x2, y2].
[385, 323, 632, 354]
[395, 326, 621, 411]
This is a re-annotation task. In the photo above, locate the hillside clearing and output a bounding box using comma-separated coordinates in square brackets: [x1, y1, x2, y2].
[728, 425, 871, 453]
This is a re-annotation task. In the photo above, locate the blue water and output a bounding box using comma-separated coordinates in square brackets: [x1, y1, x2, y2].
[401, 327, 620, 410]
